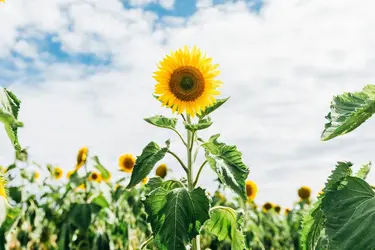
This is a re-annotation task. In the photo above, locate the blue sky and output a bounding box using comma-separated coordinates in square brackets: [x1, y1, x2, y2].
[1, 0, 375, 207]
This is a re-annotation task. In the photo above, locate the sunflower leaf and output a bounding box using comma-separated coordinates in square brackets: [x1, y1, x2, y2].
[321, 84, 375, 141]
[92, 156, 110, 180]
[0, 87, 23, 151]
[202, 134, 250, 200]
[126, 141, 169, 189]
[184, 117, 213, 132]
[204, 206, 245, 250]
[355, 162, 371, 180]
[198, 97, 229, 119]
[147, 187, 210, 250]
[322, 176, 375, 250]
[144, 115, 178, 130]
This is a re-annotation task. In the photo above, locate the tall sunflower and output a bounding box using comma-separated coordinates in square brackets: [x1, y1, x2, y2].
[262, 202, 274, 212]
[89, 172, 102, 183]
[153, 46, 222, 117]
[298, 186, 311, 201]
[245, 180, 257, 201]
[53, 167, 63, 180]
[76, 147, 88, 170]
[119, 154, 136, 173]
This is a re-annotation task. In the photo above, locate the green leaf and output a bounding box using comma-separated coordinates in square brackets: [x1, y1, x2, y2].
[0, 88, 23, 151]
[198, 97, 229, 118]
[91, 195, 110, 209]
[58, 223, 71, 250]
[8, 187, 22, 203]
[93, 232, 110, 250]
[204, 206, 245, 250]
[157, 187, 210, 250]
[202, 134, 250, 200]
[321, 84, 375, 141]
[92, 156, 110, 180]
[0, 207, 20, 232]
[68, 203, 92, 231]
[355, 162, 371, 180]
[322, 176, 375, 250]
[144, 177, 163, 194]
[184, 118, 213, 132]
[144, 115, 178, 130]
[126, 141, 169, 189]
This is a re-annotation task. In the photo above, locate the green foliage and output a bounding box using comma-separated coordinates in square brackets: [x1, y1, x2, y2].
[93, 156, 110, 180]
[202, 134, 250, 200]
[144, 115, 178, 130]
[198, 97, 230, 119]
[184, 117, 213, 132]
[355, 162, 371, 180]
[321, 84, 375, 140]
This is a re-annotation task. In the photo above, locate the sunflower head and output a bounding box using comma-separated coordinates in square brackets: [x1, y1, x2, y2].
[119, 154, 136, 173]
[262, 202, 273, 212]
[0, 175, 7, 199]
[53, 167, 63, 180]
[245, 180, 257, 201]
[155, 164, 167, 179]
[66, 170, 75, 179]
[33, 172, 39, 180]
[153, 46, 222, 117]
[76, 147, 89, 170]
[285, 208, 291, 216]
[89, 172, 102, 183]
[274, 205, 281, 214]
[298, 186, 312, 200]
[142, 177, 149, 185]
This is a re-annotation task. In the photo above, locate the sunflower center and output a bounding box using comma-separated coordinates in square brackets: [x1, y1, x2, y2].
[170, 66, 205, 101]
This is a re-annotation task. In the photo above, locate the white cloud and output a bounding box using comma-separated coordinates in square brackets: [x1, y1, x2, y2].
[13, 40, 38, 58]
[1, 0, 375, 207]
[196, 0, 213, 9]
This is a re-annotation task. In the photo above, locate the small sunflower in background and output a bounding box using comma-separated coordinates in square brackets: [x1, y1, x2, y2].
[75, 183, 85, 191]
[33, 172, 39, 180]
[155, 164, 167, 178]
[298, 186, 312, 202]
[89, 172, 102, 183]
[0, 175, 7, 200]
[66, 170, 75, 179]
[153, 46, 222, 117]
[76, 147, 89, 170]
[274, 205, 281, 214]
[53, 167, 63, 180]
[119, 154, 136, 173]
[285, 208, 291, 216]
[262, 202, 274, 212]
[245, 180, 257, 201]
[142, 177, 149, 185]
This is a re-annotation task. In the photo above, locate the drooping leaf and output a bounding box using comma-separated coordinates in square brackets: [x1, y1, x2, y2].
[321, 84, 375, 141]
[198, 97, 230, 119]
[204, 206, 245, 250]
[126, 141, 169, 188]
[184, 117, 213, 132]
[322, 176, 375, 250]
[144, 115, 178, 130]
[92, 156, 110, 180]
[68, 203, 92, 231]
[0, 88, 23, 151]
[202, 134, 249, 200]
[355, 162, 371, 180]
[91, 195, 110, 209]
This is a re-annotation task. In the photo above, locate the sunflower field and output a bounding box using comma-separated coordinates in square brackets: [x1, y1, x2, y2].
[1, 46, 375, 250]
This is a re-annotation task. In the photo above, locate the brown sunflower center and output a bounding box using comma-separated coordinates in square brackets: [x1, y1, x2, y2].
[123, 159, 133, 169]
[169, 66, 205, 101]
[92, 173, 98, 179]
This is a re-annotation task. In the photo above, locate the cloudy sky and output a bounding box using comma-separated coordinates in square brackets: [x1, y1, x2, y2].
[1, 0, 375, 208]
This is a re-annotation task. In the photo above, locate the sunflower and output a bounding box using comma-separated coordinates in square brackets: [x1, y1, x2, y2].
[34, 172, 39, 180]
[245, 180, 257, 201]
[75, 183, 86, 191]
[155, 164, 167, 178]
[142, 177, 149, 185]
[285, 208, 291, 216]
[262, 202, 273, 212]
[274, 205, 281, 214]
[298, 186, 311, 200]
[66, 170, 75, 179]
[53, 167, 63, 180]
[89, 172, 102, 183]
[76, 147, 89, 170]
[0, 175, 7, 199]
[153, 46, 222, 117]
[119, 154, 136, 173]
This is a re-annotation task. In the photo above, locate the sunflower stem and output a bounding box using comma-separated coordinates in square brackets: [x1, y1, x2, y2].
[172, 128, 187, 147]
[193, 160, 207, 188]
[167, 150, 188, 173]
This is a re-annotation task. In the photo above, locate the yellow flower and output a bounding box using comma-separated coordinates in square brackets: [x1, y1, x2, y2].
[245, 180, 257, 201]
[66, 170, 75, 179]
[153, 46, 222, 117]
[118, 154, 136, 173]
[155, 164, 167, 178]
[0, 1, 4, 3]
[89, 172, 102, 183]
[75, 183, 86, 191]
[53, 167, 63, 180]
[142, 177, 149, 185]
[76, 147, 89, 170]
[262, 202, 273, 212]
[34, 172, 39, 179]
[218, 192, 226, 202]
[0, 175, 7, 199]
[298, 186, 312, 200]
[285, 208, 291, 216]
[274, 205, 281, 214]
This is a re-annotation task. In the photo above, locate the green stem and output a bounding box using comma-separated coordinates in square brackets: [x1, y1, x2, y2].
[167, 150, 188, 173]
[172, 128, 187, 147]
[193, 160, 207, 187]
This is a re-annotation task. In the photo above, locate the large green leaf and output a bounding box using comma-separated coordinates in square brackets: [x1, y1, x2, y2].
[321, 84, 375, 141]
[198, 97, 229, 118]
[204, 206, 245, 250]
[300, 161, 353, 250]
[126, 141, 169, 188]
[322, 176, 375, 250]
[92, 156, 110, 180]
[144, 115, 177, 130]
[68, 203, 92, 231]
[58, 223, 71, 250]
[184, 118, 213, 132]
[0, 88, 23, 151]
[202, 134, 249, 200]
